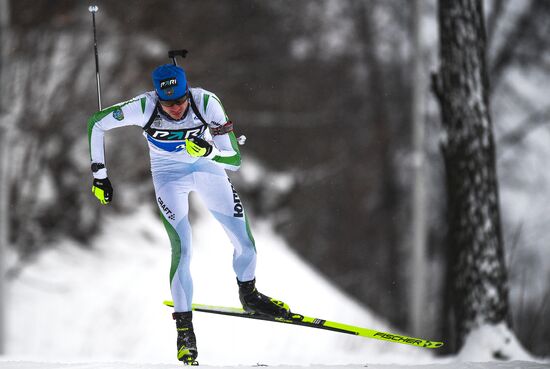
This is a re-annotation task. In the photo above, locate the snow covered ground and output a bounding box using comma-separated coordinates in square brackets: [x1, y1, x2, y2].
[1, 200, 548, 369]
[0, 360, 548, 369]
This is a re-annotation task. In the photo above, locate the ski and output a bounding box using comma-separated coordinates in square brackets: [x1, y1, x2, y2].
[163, 301, 444, 349]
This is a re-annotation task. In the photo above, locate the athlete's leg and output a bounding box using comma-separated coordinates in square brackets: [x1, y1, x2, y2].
[193, 167, 257, 283]
[192, 162, 290, 318]
[154, 176, 194, 312]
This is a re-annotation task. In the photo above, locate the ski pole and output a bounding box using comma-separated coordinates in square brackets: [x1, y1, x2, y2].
[89, 5, 102, 110]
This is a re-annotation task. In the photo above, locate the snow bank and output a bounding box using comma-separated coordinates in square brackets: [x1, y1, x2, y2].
[458, 323, 533, 362]
[3, 202, 547, 368]
[4, 203, 431, 366]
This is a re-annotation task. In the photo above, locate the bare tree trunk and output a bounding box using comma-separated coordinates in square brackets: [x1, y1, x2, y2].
[0, 129, 6, 356]
[432, 0, 510, 350]
[409, 0, 428, 337]
[351, 0, 405, 327]
[0, 0, 11, 355]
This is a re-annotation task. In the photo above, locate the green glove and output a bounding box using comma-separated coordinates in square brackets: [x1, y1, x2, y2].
[185, 136, 212, 157]
[92, 177, 113, 205]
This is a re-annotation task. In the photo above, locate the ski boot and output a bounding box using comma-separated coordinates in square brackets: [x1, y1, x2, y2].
[238, 278, 290, 319]
[173, 311, 198, 365]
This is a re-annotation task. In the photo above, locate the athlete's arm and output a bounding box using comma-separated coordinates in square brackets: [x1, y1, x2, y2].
[202, 93, 241, 171]
[211, 131, 241, 171]
[87, 94, 155, 178]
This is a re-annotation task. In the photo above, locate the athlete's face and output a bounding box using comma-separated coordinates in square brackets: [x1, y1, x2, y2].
[159, 95, 189, 120]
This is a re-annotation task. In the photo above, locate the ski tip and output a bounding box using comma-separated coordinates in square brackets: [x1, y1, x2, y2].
[163, 300, 174, 307]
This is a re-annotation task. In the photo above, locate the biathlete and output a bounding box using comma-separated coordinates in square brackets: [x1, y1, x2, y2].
[87, 63, 290, 364]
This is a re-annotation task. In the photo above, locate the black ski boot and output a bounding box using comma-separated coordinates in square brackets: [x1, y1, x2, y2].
[238, 278, 290, 319]
[173, 311, 198, 365]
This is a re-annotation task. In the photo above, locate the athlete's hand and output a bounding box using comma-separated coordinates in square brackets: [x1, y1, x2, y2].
[185, 136, 213, 157]
[92, 177, 113, 205]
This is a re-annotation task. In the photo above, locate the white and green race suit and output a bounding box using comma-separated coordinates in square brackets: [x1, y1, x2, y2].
[87, 88, 257, 312]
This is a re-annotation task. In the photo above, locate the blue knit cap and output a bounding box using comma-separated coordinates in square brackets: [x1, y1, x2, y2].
[152, 64, 188, 100]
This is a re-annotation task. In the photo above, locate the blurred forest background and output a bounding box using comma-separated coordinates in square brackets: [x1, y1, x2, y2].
[0, 0, 549, 357]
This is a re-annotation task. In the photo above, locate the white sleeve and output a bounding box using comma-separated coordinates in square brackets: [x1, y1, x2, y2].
[87, 94, 155, 178]
[201, 92, 241, 171]
[203, 93, 235, 156]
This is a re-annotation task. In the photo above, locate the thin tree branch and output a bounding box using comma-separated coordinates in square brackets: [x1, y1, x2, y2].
[486, 0, 505, 51]
[490, 1, 537, 91]
[498, 106, 550, 147]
